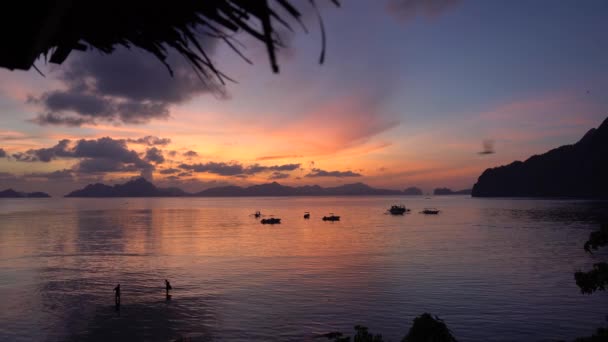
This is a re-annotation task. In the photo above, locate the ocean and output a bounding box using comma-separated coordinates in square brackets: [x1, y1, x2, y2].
[1, 196, 607, 341]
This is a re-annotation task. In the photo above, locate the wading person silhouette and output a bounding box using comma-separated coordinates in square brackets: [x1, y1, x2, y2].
[165, 279, 172, 297]
[114, 284, 121, 306]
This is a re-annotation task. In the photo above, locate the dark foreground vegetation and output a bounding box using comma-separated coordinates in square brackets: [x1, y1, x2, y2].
[316, 313, 457, 342]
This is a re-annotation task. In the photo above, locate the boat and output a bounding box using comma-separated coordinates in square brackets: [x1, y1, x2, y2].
[253, 210, 261, 218]
[322, 213, 340, 221]
[388, 205, 408, 215]
[420, 208, 440, 215]
[304, 212, 310, 219]
[261, 217, 281, 224]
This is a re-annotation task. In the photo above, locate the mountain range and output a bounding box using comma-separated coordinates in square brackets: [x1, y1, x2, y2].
[472, 117, 608, 198]
[65, 178, 425, 197]
[65, 178, 187, 197]
[0, 189, 51, 198]
[403, 187, 423, 195]
[433, 188, 472, 195]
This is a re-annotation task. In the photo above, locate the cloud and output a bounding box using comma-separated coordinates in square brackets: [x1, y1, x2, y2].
[159, 168, 180, 175]
[11, 152, 34, 162]
[74, 138, 154, 178]
[256, 154, 303, 161]
[144, 147, 165, 164]
[39, 90, 114, 117]
[304, 168, 362, 178]
[76, 158, 140, 173]
[0, 148, 6, 158]
[387, 0, 461, 22]
[273, 93, 400, 155]
[11, 137, 153, 178]
[179, 162, 246, 176]
[183, 150, 199, 157]
[30, 113, 93, 126]
[25, 169, 74, 181]
[18, 139, 73, 162]
[245, 163, 301, 173]
[74, 138, 142, 161]
[127, 136, 171, 146]
[268, 172, 290, 180]
[29, 44, 224, 126]
[179, 162, 301, 176]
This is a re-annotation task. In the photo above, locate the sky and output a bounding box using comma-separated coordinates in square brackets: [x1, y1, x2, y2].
[1, 0, 608, 196]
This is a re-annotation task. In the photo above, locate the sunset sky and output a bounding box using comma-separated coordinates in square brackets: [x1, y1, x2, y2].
[1, 0, 608, 196]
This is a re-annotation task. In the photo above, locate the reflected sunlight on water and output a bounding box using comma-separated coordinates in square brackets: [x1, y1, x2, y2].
[0, 196, 607, 341]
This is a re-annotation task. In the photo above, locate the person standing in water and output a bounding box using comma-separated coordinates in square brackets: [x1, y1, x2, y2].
[114, 284, 121, 306]
[165, 279, 172, 297]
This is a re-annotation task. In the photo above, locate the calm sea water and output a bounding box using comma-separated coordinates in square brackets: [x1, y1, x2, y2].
[1, 196, 607, 342]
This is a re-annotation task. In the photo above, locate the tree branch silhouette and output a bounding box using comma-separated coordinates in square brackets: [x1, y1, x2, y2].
[575, 224, 608, 294]
[0, 1, 341, 82]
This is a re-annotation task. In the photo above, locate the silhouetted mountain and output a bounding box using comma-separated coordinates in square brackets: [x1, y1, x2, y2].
[65, 178, 424, 197]
[246, 182, 295, 196]
[195, 182, 405, 197]
[472, 117, 608, 198]
[403, 187, 423, 195]
[65, 178, 186, 197]
[323, 182, 403, 196]
[0, 188, 51, 198]
[194, 185, 246, 196]
[433, 188, 472, 195]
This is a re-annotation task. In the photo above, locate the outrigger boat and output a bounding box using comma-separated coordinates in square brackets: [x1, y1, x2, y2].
[420, 208, 440, 215]
[261, 217, 281, 224]
[322, 213, 340, 221]
[387, 205, 408, 215]
[304, 212, 310, 219]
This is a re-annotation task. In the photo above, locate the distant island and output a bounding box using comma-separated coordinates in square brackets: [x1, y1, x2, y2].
[194, 181, 405, 197]
[433, 188, 472, 195]
[65, 178, 186, 197]
[472, 117, 608, 198]
[403, 187, 423, 195]
[65, 178, 426, 197]
[0, 189, 51, 198]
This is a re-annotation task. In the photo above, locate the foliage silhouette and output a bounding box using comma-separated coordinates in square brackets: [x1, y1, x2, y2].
[575, 224, 608, 294]
[319, 325, 384, 342]
[1, 1, 340, 81]
[572, 223, 608, 342]
[320, 313, 457, 342]
[573, 327, 608, 342]
[402, 313, 458, 342]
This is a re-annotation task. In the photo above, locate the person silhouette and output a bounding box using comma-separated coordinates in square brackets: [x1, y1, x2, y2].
[114, 284, 121, 306]
[165, 279, 172, 297]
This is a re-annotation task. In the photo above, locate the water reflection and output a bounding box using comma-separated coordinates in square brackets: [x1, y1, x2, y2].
[479, 200, 608, 224]
[1, 197, 607, 341]
[63, 299, 217, 342]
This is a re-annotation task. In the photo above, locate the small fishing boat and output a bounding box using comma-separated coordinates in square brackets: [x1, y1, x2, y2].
[261, 217, 281, 224]
[420, 208, 440, 215]
[253, 210, 261, 218]
[322, 213, 340, 221]
[304, 212, 310, 219]
[388, 205, 408, 215]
